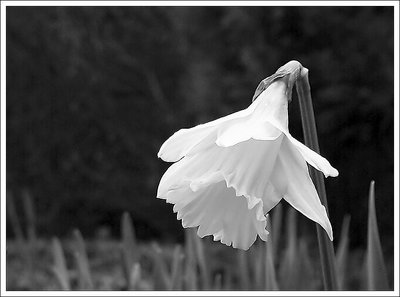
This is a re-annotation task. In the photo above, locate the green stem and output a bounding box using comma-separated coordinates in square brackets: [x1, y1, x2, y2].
[296, 68, 339, 291]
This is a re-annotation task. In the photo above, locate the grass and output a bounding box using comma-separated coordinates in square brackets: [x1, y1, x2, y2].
[5, 183, 394, 291]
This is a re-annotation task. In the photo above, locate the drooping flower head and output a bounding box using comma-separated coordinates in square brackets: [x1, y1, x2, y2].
[157, 61, 338, 250]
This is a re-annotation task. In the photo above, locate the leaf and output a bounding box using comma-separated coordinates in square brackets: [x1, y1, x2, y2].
[169, 245, 184, 290]
[297, 239, 316, 290]
[120, 212, 138, 286]
[151, 243, 170, 290]
[213, 273, 223, 290]
[264, 216, 279, 290]
[51, 237, 70, 290]
[336, 215, 351, 290]
[271, 203, 283, 260]
[365, 181, 389, 290]
[184, 229, 197, 290]
[22, 190, 36, 245]
[128, 263, 141, 290]
[237, 250, 250, 290]
[253, 244, 264, 290]
[72, 229, 93, 290]
[6, 191, 25, 245]
[278, 207, 298, 290]
[190, 231, 210, 289]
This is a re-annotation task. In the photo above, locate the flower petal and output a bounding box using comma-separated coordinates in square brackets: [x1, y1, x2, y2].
[161, 177, 268, 250]
[157, 108, 253, 162]
[271, 137, 333, 240]
[157, 136, 287, 249]
[286, 134, 339, 178]
[157, 136, 284, 205]
[265, 118, 338, 178]
[158, 80, 289, 162]
[157, 124, 215, 162]
[216, 119, 282, 147]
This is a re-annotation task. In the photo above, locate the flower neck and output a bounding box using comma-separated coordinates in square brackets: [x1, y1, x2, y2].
[251, 79, 289, 130]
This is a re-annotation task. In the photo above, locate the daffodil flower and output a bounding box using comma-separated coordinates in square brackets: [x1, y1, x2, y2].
[157, 62, 338, 250]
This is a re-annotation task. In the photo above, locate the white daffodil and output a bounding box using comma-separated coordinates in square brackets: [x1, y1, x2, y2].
[157, 61, 338, 250]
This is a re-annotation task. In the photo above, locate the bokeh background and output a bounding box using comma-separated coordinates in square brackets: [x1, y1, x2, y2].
[6, 6, 394, 256]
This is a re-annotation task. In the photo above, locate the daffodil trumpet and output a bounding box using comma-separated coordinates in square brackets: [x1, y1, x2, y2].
[157, 61, 338, 252]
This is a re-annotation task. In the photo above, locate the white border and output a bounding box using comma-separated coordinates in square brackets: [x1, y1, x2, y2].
[1, 0, 7, 295]
[0, 292, 398, 297]
[0, 0, 398, 6]
[1, 1, 399, 296]
[393, 1, 399, 295]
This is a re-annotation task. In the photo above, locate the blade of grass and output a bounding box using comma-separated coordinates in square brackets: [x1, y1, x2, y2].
[237, 250, 250, 290]
[365, 181, 389, 290]
[271, 203, 282, 260]
[278, 207, 298, 290]
[22, 190, 37, 287]
[264, 216, 279, 290]
[223, 270, 233, 290]
[169, 245, 184, 290]
[6, 190, 33, 286]
[184, 229, 197, 290]
[151, 243, 171, 290]
[72, 229, 93, 290]
[253, 243, 264, 290]
[120, 212, 138, 286]
[190, 230, 210, 289]
[128, 263, 141, 290]
[6, 191, 25, 245]
[336, 215, 351, 290]
[22, 190, 36, 247]
[298, 238, 316, 290]
[51, 237, 70, 290]
[264, 242, 279, 290]
[213, 273, 222, 290]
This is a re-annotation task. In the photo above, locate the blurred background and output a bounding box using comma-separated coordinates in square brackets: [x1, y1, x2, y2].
[6, 6, 394, 290]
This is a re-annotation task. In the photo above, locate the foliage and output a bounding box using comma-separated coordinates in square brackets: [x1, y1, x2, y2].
[6, 198, 393, 291]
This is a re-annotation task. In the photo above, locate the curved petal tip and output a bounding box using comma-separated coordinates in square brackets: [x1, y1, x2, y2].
[329, 167, 339, 178]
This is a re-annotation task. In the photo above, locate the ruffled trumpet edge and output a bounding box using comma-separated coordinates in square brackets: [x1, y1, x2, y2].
[157, 170, 269, 250]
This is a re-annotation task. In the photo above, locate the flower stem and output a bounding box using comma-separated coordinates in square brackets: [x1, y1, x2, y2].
[296, 67, 339, 291]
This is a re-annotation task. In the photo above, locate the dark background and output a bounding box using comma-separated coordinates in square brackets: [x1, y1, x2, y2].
[6, 7, 394, 251]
